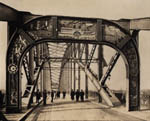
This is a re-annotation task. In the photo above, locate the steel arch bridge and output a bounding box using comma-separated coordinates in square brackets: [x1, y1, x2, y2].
[0, 3, 144, 113]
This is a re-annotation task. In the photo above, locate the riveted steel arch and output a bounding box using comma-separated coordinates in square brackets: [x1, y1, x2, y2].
[6, 15, 140, 112]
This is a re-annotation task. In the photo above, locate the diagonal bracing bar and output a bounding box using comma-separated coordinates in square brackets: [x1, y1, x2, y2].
[22, 54, 33, 97]
[86, 44, 97, 68]
[76, 61, 121, 107]
[27, 61, 45, 109]
[46, 43, 53, 86]
[78, 44, 85, 60]
[101, 52, 120, 86]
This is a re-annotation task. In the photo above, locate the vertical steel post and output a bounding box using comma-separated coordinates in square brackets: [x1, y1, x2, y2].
[78, 43, 81, 90]
[85, 44, 89, 99]
[97, 19, 103, 102]
[28, 47, 34, 104]
[68, 61, 69, 93]
[40, 44, 43, 93]
[43, 43, 51, 91]
[130, 30, 140, 111]
[29, 48, 34, 84]
[98, 45, 103, 102]
[71, 43, 73, 90]
[43, 43, 46, 91]
[73, 43, 76, 91]
[97, 19, 103, 81]
[65, 64, 67, 92]
[36, 44, 41, 90]
[98, 46, 103, 81]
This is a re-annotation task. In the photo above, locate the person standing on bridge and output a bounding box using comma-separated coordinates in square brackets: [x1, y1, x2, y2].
[36, 89, 41, 103]
[80, 89, 85, 102]
[76, 89, 80, 102]
[43, 89, 47, 105]
[63, 91, 66, 99]
[51, 90, 54, 103]
[56, 90, 60, 98]
[70, 89, 75, 100]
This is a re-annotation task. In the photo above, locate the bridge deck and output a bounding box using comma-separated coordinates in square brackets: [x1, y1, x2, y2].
[1, 94, 150, 120]
[26, 95, 145, 121]
[2, 97, 40, 121]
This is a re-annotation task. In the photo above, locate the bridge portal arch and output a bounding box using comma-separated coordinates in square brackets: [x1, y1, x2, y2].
[6, 16, 140, 112]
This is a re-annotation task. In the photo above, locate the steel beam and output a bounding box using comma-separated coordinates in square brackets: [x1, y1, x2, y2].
[85, 44, 88, 99]
[43, 43, 51, 91]
[130, 18, 150, 30]
[101, 52, 120, 86]
[1, 2, 150, 31]
[29, 48, 34, 84]
[98, 45, 103, 80]
[113, 19, 130, 31]
[0, 2, 39, 24]
[113, 18, 150, 31]
[71, 44, 73, 90]
[46, 43, 53, 91]
[0, 2, 19, 22]
[73, 43, 76, 91]
[78, 44, 81, 90]
[77, 61, 121, 107]
[40, 44, 43, 93]
[36, 44, 40, 90]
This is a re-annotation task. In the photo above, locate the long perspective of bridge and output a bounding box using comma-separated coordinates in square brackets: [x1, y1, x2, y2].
[0, 2, 150, 121]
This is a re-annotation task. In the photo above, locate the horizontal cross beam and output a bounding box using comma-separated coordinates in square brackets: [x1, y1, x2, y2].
[1, 2, 150, 31]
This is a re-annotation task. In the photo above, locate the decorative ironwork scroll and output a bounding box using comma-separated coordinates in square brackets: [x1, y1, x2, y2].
[24, 18, 54, 40]
[7, 34, 32, 110]
[58, 19, 96, 40]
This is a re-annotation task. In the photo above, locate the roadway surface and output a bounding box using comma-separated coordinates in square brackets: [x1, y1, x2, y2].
[26, 95, 144, 121]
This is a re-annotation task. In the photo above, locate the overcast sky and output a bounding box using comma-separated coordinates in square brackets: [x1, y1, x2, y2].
[0, 0, 150, 90]
[1, 0, 150, 19]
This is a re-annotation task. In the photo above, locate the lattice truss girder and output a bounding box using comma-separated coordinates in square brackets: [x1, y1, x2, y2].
[22, 42, 100, 91]
[44, 42, 69, 89]
[22, 39, 117, 94]
[47, 42, 101, 91]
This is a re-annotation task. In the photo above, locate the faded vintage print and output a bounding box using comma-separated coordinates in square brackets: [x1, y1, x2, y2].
[0, 0, 150, 121]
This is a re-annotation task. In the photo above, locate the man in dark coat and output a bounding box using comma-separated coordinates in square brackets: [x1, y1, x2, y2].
[70, 89, 75, 100]
[43, 89, 47, 105]
[51, 90, 54, 102]
[56, 91, 60, 98]
[36, 89, 41, 103]
[63, 91, 66, 99]
[76, 89, 80, 102]
[80, 89, 85, 102]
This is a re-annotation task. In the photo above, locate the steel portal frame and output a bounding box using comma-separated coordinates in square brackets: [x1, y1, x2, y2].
[0, 3, 140, 112]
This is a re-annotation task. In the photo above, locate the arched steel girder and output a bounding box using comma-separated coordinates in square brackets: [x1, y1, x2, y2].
[58, 43, 72, 90]
[26, 37, 70, 90]
[6, 15, 140, 112]
[46, 42, 70, 87]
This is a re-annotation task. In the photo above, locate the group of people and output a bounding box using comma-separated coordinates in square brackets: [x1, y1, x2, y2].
[35, 89, 85, 106]
[70, 89, 85, 102]
[35, 89, 67, 105]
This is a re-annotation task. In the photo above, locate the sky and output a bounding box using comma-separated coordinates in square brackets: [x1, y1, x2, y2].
[0, 0, 150, 90]
[1, 0, 150, 19]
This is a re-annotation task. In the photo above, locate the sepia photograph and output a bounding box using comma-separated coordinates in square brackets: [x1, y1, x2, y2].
[0, 0, 150, 120]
